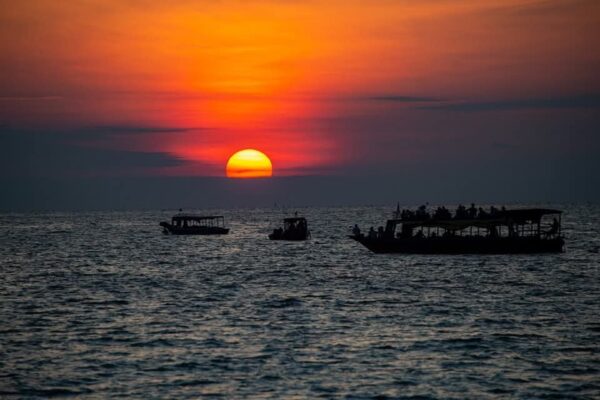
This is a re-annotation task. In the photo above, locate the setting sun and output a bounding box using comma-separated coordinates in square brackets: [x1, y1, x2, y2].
[226, 149, 273, 178]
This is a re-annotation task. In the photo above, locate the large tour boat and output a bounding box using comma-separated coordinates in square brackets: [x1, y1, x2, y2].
[160, 213, 229, 235]
[351, 206, 564, 254]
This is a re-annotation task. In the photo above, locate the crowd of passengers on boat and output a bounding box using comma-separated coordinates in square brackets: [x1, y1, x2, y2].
[400, 203, 509, 221]
[353, 203, 561, 241]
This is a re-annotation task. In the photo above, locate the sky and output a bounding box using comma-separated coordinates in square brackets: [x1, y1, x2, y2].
[1, 0, 599, 210]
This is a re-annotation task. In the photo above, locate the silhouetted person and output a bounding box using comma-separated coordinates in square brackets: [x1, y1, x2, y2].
[352, 224, 361, 236]
[368, 227, 376, 239]
[546, 218, 559, 237]
[416, 205, 429, 220]
[289, 222, 297, 236]
[433, 206, 451, 220]
[443, 206, 451, 219]
[478, 207, 489, 219]
[455, 204, 467, 219]
[468, 203, 477, 219]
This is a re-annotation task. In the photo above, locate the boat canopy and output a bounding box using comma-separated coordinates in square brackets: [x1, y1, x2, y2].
[172, 214, 225, 222]
[390, 208, 561, 229]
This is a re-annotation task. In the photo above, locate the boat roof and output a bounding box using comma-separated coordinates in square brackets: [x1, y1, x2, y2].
[172, 213, 224, 220]
[390, 208, 562, 228]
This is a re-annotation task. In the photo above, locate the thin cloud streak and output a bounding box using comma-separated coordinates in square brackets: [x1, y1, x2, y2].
[0, 96, 63, 101]
[420, 94, 600, 112]
[366, 95, 443, 103]
[88, 125, 200, 134]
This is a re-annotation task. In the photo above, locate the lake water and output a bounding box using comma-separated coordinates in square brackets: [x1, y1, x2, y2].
[1, 205, 599, 398]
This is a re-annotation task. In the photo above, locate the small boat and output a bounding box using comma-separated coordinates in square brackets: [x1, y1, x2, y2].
[351, 207, 564, 254]
[160, 213, 229, 235]
[269, 217, 310, 241]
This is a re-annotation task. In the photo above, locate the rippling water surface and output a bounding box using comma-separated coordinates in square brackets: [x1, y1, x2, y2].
[1, 205, 599, 398]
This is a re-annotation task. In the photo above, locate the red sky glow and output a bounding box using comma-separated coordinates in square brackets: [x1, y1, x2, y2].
[1, 0, 599, 178]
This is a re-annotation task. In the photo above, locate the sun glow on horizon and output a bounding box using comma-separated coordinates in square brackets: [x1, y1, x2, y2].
[226, 149, 273, 178]
[2, 1, 596, 179]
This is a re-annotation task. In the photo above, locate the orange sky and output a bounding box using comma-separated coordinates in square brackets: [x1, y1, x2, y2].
[1, 0, 599, 176]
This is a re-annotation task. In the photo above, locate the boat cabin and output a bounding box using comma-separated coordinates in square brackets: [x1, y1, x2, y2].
[386, 208, 562, 240]
[353, 207, 564, 254]
[160, 213, 229, 235]
[269, 217, 310, 241]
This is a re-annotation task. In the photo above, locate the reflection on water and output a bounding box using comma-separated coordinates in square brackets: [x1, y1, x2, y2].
[0, 205, 599, 398]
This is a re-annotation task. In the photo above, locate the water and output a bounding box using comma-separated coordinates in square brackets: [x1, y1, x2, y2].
[1, 205, 599, 399]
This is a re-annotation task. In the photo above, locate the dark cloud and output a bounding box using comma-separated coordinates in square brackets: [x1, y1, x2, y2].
[497, 0, 596, 17]
[88, 125, 196, 134]
[365, 95, 443, 103]
[0, 123, 202, 148]
[76, 125, 201, 141]
[421, 94, 600, 112]
[0, 129, 184, 178]
[0, 96, 63, 101]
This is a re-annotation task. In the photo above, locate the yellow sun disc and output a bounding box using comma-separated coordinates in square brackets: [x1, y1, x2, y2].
[226, 149, 273, 178]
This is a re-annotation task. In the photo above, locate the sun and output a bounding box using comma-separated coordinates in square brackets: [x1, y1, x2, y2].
[226, 149, 273, 178]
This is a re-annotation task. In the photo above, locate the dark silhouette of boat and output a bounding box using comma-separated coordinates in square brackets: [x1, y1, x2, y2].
[351, 207, 564, 254]
[269, 217, 310, 241]
[160, 214, 229, 235]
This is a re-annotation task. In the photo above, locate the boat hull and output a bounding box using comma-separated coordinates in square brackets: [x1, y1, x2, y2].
[268, 232, 309, 241]
[351, 235, 564, 254]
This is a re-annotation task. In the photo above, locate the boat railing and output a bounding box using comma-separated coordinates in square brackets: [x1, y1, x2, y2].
[384, 212, 561, 240]
[171, 215, 226, 228]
